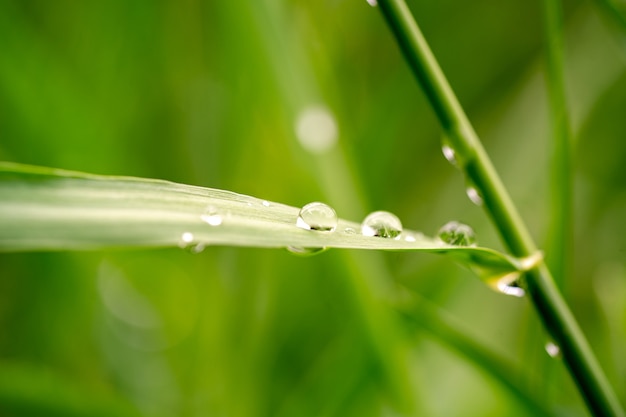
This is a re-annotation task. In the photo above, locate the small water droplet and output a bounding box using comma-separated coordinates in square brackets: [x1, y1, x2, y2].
[442, 144, 457, 165]
[496, 280, 526, 297]
[437, 221, 477, 246]
[287, 246, 327, 256]
[344, 227, 356, 234]
[178, 232, 206, 253]
[545, 341, 561, 358]
[200, 206, 223, 226]
[361, 211, 403, 239]
[465, 186, 484, 206]
[366, 0, 378, 6]
[404, 234, 417, 242]
[296, 202, 338, 232]
[190, 243, 206, 254]
[179, 232, 194, 248]
[262, 200, 270, 207]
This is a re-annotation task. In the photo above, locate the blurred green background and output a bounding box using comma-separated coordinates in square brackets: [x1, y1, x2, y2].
[1, 0, 625, 416]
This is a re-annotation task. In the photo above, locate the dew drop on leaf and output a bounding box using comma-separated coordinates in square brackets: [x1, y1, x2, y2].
[200, 206, 223, 226]
[296, 202, 338, 232]
[366, 0, 378, 6]
[178, 232, 194, 248]
[287, 246, 328, 256]
[361, 211, 403, 238]
[437, 221, 476, 246]
[178, 232, 205, 253]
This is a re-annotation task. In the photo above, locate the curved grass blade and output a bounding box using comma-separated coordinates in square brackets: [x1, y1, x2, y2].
[0, 162, 519, 279]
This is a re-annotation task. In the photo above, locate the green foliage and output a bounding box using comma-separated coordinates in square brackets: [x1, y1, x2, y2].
[1, 1, 626, 416]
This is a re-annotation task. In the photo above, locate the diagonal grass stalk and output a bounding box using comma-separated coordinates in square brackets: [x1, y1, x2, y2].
[375, 0, 625, 415]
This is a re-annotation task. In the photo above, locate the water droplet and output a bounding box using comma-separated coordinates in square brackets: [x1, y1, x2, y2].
[262, 200, 270, 207]
[295, 105, 338, 154]
[287, 246, 327, 256]
[200, 206, 223, 226]
[465, 186, 484, 206]
[179, 232, 194, 248]
[178, 232, 206, 253]
[404, 234, 417, 242]
[545, 341, 561, 358]
[496, 280, 526, 297]
[437, 221, 477, 246]
[366, 0, 378, 6]
[296, 202, 338, 232]
[344, 227, 356, 234]
[361, 211, 403, 239]
[190, 243, 206, 254]
[441, 144, 457, 165]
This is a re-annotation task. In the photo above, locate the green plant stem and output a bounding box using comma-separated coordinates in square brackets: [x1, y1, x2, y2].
[376, 0, 624, 415]
[543, 0, 572, 289]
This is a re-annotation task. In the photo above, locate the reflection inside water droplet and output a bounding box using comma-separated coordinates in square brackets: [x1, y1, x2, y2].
[287, 246, 327, 256]
[262, 200, 270, 207]
[296, 202, 338, 232]
[200, 206, 223, 226]
[361, 211, 403, 238]
[437, 221, 476, 246]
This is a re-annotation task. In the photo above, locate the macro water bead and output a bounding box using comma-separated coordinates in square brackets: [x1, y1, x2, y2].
[437, 221, 476, 246]
[296, 202, 338, 232]
[361, 211, 403, 238]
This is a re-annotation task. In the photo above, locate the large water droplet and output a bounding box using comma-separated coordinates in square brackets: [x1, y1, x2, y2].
[296, 202, 338, 232]
[437, 221, 477, 246]
[361, 211, 403, 238]
[545, 341, 561, 358]
[200, 206, 223, 226]
[287, 246, 327, 256]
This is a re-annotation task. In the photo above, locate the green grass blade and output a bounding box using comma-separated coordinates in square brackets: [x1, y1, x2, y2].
[0, 162, 517, 279]
[543, 0, 573, 289]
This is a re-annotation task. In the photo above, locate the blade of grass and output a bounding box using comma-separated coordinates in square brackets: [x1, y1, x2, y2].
[374, 1, 624, 415]
[396, 297, 551, 416]
[0, 162, 517, 273]
[543, 0, 572, 289]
